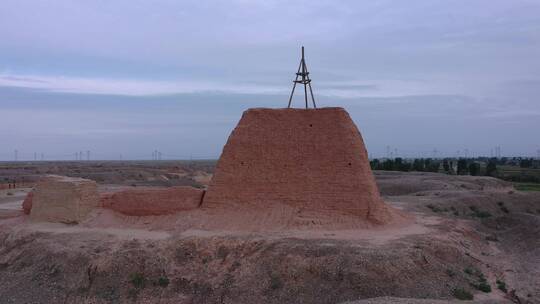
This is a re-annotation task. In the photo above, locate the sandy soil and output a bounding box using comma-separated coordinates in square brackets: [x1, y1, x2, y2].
[0, 164, 539, 303]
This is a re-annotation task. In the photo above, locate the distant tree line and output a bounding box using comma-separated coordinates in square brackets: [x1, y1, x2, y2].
[370, 158, 441, 173]
[519, 158, 535, 168]
[370, 156, 540, 182]
[370, 157, 497, 177]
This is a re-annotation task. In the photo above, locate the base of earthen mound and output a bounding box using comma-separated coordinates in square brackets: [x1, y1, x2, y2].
[100, 186, 204, 216]
[29, 175, 100, 224]
[202, 107, 401, 230]
[195, 203, 404, 232]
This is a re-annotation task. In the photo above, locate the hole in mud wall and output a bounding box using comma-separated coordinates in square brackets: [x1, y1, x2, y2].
[348, 162, 352, 166]
[309, 124, 313, 127]
[240, 162, 245, 166]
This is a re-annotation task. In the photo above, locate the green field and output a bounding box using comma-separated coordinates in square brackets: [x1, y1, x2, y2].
[498, 166, 540, 183]
[514, 183, 540, 191]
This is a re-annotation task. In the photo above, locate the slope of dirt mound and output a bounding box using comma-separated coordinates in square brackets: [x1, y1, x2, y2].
[203, 107, 398, 229]
[379, 171, 540, 302]
[0, 228, 491, 304]
[344, 297, 507, 303]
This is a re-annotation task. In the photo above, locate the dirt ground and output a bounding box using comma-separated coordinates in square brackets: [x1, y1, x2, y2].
[0, 162, 539, 303]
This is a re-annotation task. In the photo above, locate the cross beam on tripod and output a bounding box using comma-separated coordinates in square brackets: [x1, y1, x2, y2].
[287, 46, 317, 109]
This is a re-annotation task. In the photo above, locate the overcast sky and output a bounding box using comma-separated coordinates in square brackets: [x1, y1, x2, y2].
[1, 0, 539, 160]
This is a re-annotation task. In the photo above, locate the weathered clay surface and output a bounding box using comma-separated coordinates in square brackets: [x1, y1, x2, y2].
[203, 107, 396, 229]
[100, 186, 204, 216]
[30, 175, 99, 223]
[22, 191, 33, 215]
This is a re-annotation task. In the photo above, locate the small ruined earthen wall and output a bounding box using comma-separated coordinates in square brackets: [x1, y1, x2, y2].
[100, 186, 204, 216]
[22, 191, 33, 215]
[29, 175, 99, 223]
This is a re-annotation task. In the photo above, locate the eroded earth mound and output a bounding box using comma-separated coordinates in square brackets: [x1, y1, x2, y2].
[202, 107, 398, 229]
[29, 175, 100, 223]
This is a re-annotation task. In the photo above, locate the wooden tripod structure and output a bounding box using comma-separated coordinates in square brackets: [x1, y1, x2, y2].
[287, 46, 317, 109]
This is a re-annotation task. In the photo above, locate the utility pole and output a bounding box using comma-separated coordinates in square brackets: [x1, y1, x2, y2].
[34, 152, 37, 161]
[287, 46, 316, 109]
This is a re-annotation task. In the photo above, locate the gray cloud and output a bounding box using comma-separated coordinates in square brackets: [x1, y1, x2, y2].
[0, 0, 539, 159]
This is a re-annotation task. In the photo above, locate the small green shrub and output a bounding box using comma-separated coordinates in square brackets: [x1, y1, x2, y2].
[477, 211, 492, 218]
[469, 206, 492, 218]
[453, 288, 473, 300]
[470, 273, 491, 293]
[130, 272, 146, 289]
[157, 276, 169, 287]
[216, 246, 229, 260]
[269, 273, 283, 290]
[427, 204, 443, 213]
[464, 267, 474, 275]
[475, 282, 491, 293]
[496, 280, 507, 293]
